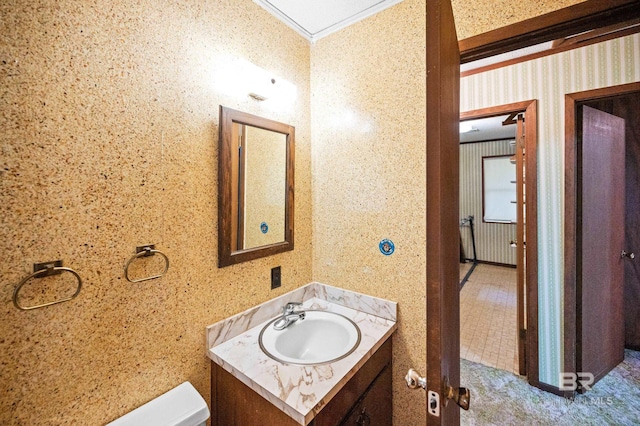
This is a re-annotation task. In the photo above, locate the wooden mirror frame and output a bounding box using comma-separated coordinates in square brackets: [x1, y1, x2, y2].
[218, 106, 295, 267]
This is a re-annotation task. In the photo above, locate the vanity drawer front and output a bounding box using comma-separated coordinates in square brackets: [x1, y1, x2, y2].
[340, 365, 392, 426]
[312, 337, 392, 426]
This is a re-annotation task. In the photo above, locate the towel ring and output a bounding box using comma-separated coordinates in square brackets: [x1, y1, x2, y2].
[13, 261, 83, 311]
[124, 245, 169, 283]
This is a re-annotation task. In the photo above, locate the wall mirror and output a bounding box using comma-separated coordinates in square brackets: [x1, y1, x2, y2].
[218, 106, 294, 267]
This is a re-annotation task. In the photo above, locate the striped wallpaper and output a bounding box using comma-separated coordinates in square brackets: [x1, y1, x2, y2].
[460, 140, 516, 265]
[461, 33, 640, 387]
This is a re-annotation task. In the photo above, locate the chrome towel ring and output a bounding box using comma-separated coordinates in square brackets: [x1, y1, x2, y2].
[13, 260, 82, 310]
[124, 244, 169, 283]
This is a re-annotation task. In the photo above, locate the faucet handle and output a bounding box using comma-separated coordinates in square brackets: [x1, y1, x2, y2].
[284, 302, 302, 314]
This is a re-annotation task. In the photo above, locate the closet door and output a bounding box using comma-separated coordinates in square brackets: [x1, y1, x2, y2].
[578, 106, 626, 390]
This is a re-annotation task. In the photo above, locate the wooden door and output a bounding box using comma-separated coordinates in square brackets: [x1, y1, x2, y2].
[425, 0, 462, 424]
[515, 114, 527, 375]
[580, 92, 640, 351]
[578, 106, 626, 389]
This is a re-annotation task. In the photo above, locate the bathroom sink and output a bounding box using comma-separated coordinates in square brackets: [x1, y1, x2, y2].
[259, 310, 361, 365]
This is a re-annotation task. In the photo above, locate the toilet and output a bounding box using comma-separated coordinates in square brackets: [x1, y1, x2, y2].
[107, 382, 210, 426]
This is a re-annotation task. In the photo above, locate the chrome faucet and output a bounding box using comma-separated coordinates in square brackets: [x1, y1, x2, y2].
[273, 302, 306, 330]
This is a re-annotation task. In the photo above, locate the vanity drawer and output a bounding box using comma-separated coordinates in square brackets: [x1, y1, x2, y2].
[339, 365, 392, 426]
[311, 338, 392, 426]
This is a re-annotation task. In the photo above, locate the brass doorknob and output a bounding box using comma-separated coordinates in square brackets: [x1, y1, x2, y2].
[444, 377, 471, 410]
[445, 385, 471, 410]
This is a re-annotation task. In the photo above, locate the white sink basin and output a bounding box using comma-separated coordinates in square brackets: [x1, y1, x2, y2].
[259, 310, 361, 365]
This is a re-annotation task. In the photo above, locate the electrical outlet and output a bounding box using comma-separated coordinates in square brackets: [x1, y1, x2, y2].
[271, 266, 281, 289]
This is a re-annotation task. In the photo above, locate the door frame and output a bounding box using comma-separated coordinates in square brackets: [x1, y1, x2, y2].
[564, 81, 640, 398]
[460, 99, 539, 383]
[459, 0, 640, 64]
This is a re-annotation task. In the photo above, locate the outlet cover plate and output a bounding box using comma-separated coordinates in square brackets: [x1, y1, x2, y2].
[271, 266, 281, 289]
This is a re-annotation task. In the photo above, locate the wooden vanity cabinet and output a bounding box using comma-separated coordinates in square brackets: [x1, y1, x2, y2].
[211, 337, 393, 426]
[313, 338, 392, 426]
[336, 366, 392, 425]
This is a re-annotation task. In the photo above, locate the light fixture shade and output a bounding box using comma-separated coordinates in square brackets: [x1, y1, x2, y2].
[213, 55, 297, 106]
[247, 75, 275, 101]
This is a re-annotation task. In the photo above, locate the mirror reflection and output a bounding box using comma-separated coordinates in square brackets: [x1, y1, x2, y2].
[233, 123, 287, 250]
[218, 106, 294, 267]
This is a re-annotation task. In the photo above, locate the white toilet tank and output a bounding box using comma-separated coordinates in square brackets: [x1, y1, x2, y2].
[107, 382, 210, 426]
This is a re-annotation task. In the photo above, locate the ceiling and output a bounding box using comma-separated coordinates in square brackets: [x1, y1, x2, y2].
[460, 114, 516, 144]
[253, 0, 404, 42]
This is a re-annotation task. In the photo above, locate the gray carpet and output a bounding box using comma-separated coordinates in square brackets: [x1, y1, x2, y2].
[460, 350, 640, 425]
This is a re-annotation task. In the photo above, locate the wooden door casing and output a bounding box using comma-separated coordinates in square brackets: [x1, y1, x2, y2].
[460, 100, 539, 386]
[515, 114, 527, 376]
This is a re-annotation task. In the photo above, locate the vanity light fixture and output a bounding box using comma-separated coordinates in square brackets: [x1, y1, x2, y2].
[213, 55, 297, 106]
[249, 78, 276, 101]
[248, 74, 298, 107]
[248, 92, 268, 101]
[249, 92, 267, 102]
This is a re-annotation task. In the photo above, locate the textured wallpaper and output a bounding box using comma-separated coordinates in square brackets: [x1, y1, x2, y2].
[0, 1, 311, 424]
[461, 33, 640, 387]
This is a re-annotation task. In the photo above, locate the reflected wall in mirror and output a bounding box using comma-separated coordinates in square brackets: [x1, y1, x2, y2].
[218, 106, 294, 267]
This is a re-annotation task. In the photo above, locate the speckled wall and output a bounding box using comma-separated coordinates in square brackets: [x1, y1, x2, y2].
[0, 1, 311, 424]
[1, 0, 621, 423]
[310, 0, 428, 423]
[452, 0, 587, 40]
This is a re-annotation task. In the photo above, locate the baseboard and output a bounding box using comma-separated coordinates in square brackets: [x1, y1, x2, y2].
[461, 259, 517, 268]
[530, 379, 575, 399]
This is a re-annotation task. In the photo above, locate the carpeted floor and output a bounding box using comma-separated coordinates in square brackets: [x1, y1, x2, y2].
[460, 350, 640, 425]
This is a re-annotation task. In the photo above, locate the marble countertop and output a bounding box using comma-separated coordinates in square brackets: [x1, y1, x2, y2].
[206, 282, 397, 425]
